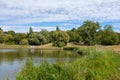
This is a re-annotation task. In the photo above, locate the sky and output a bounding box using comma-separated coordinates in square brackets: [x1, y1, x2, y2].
[0, 0, 120, 33]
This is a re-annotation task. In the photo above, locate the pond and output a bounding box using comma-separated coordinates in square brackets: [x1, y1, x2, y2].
[0, 48, 79, 80]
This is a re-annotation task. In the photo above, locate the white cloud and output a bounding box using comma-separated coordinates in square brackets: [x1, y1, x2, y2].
[0, 0, 120, 32]
[0, 26, 57, 33]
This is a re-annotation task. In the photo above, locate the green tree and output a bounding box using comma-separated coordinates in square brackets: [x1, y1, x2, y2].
[28, 32, 47, 45]
[40, 29, 51, 43]
[4, 34, 14, 44]
[0, 27, 4, 43]
[67, 28, 80, 42]
[101, 25, 119, 45]
[20, 39, 29, 45]
[14, 33, 27, 44]
[117, 33, 120, 44]
[29, 27, 33, 34]
[0, 27, 3, 34]
[52, 28, 69, 47]
[95, 29, 103, 44]
[78, 20, 100, 45]
[7, 30, 15, 36]
[56, 26, 60, 31]
[0, 34, 4, 43]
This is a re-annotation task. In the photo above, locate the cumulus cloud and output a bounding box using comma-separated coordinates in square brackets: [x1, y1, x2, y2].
[1, 26, 57, 33]
[0, 0, 120, 32]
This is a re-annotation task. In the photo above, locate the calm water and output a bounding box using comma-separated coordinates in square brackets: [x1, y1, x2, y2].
[0, 48, 79, 80]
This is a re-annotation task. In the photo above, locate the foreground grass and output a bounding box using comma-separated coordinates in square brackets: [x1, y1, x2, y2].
[16, 47, 120, 80]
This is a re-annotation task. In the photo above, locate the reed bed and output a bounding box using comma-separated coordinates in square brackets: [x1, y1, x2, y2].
[16, 47, 120, 80]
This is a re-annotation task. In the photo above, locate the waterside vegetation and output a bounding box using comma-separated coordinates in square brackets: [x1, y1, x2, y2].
[16, 47, 120, 80]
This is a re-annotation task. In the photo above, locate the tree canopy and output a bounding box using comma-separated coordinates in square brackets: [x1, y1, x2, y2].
[0, 20, 120, 46]
[78, 20, 100, 45]
[52, 27, 69, 47]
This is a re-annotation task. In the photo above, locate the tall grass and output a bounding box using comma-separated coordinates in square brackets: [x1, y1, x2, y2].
[16, 47, 120, 80]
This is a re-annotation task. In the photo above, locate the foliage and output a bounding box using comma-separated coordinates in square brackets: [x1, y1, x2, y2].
[28, 32, 47, 45]
[78, 20, 100, 45]
[63, 46, 79, 51]
[0, 28, 4, 43]
[4, 34, 14, 44]
[52, 28, 69, 47]
[67, 28, 80, 42]
[0, 21, 120, 46]
[0, 27, 3, 34]
[101, 25, 119, 45]
[117, 33, 120, 43]
[29, 27, 33, 34]
[17, 47, 120, 80]
[14, 33, 27, 44]
[40, 29, 51, 43]
[28, 38, 40, 45]
[0, 34, 4, 43]
[7, 30, 15, 36]
[56, 26, 60, 31]
[20, 39, 29, 45]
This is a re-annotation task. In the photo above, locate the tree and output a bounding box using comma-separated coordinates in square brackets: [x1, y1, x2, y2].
[0, 34, 4, 43]
[117, 33, 120, 44]
[28, 38, 40, 45]
[20, 39, 29, 45]
[28, 32, 47, 45]
[0, 27, 3, 34]
[14, 33, 27, 44]
[29, 27, 33, 34]
[7, 30, 15, 36]
[78, 20, 100, 45]
[100, 25, 119, 45]
[40, 29, 51, 43]
[67, 28, 80, 42]
[56, 26, 60, 31]
[0, 27, 4, 43]
[52, 29, 69, 47]
[4, 34, 14, 44]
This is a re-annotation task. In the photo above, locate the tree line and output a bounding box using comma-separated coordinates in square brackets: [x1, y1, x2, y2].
[0, 20, 120, 47]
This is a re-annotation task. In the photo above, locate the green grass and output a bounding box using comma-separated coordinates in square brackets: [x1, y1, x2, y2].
[16, 47, 120, 80]
[0, 44, 30, 48]
[0, 43, 62, 50]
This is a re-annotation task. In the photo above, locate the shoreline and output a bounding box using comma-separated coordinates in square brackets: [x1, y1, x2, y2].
[1, 43, 120, 52]
[0, 44, 62, 50]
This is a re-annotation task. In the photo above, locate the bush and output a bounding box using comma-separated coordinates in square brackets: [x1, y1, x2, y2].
[19, 39, 29, 45]
[63, 47, 79, 51]
[28, 38, 40, 45]
[52, 42, 66, 47]
[52, 30, 69, 47]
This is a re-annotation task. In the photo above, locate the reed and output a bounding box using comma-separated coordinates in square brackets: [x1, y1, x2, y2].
[6, 73, 9, 80]
[16, 47, 120, 80]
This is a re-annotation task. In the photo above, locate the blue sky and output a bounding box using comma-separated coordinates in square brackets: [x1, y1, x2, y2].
[0, 0, 120, 32]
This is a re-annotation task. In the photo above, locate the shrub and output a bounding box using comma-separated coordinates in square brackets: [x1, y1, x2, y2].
[28, 38, 40, 45]
[63, 47, 79, 51]
[19, 39, 29, 45]
[52, 30, 69, 47]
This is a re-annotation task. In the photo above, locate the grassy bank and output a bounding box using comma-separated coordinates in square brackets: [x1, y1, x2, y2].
[16, 47, 120, 80]
[1, 43, 120, 52]
[0, 44, 30, 48]
[0, 43, 61, 49]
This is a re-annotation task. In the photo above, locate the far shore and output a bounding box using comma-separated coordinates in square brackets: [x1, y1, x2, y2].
[0, 43, 62, 50]
[0, 43, 120, 53]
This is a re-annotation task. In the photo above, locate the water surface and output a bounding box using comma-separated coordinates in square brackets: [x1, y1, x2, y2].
[0, 48, 79, 80]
